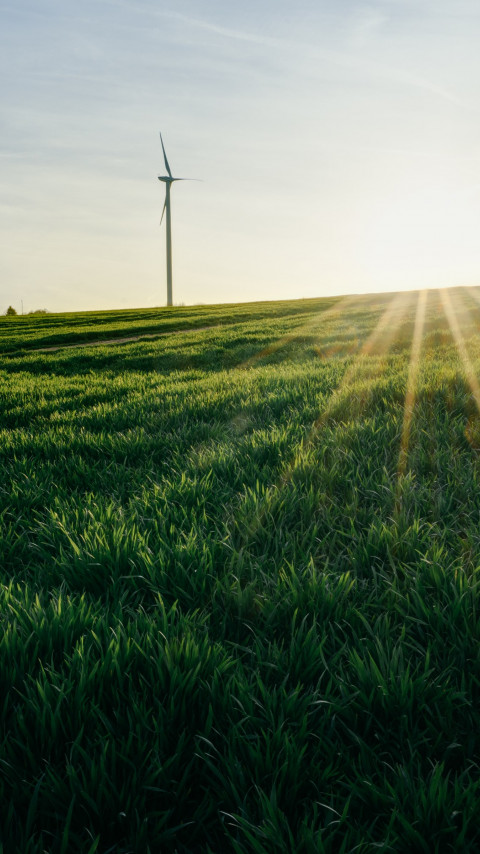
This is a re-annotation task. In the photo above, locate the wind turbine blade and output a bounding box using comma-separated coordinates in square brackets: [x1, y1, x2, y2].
[159, 198, 166, 226]
[159, 133, 173, 178]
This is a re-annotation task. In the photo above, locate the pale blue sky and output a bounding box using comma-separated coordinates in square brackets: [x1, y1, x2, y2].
[2, 0, 480, 312]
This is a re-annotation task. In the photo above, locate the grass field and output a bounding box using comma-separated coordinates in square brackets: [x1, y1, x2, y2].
[2, 287, 480, 852]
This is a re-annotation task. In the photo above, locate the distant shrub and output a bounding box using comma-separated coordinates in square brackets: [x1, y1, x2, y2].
[5, 305, 17, 316]
[27, 309, 49, 315]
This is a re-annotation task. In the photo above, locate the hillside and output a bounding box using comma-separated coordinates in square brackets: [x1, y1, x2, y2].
[2, 288, 480, 852]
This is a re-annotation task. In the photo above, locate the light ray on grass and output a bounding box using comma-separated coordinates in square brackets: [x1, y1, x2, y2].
[440, 288, 480, 412]
[300, 289, 414, 444]
[445, 287, 480, 340]
[239, 290, 414, 546]
[397, 289, 428, 481]
[464, 286, 480, 320]
[237, 295, 356, 371]
[318, 289, 414, 426]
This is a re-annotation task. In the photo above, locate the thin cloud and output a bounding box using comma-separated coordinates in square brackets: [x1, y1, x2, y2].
[163, 10, 469, 109]
[160, 11, 291, 49]
[100, 2, 471, 111]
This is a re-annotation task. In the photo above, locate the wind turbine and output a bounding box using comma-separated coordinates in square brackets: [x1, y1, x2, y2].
[158, 133, 193, 307]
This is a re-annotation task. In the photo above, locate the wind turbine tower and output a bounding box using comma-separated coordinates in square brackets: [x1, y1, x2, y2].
[158, 133, 191, 307]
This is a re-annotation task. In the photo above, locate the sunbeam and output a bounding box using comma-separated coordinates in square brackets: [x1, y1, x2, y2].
[237, 295, 356, 371]
[238, 290, 414, 546]
[397, 289, 427, 480]
[440, 288, 480, 412]
[464, 287, 480, 315]
[316, 289, 414, 427]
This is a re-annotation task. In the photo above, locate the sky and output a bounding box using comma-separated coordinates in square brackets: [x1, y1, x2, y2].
[1, 0, 480, 313]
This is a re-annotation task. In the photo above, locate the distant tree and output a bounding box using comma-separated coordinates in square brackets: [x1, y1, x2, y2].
[27, 309, 48, 315]
[5, 305, 17, 316]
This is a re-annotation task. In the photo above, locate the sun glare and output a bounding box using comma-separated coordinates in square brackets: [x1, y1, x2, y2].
[358, 176, 480, 295]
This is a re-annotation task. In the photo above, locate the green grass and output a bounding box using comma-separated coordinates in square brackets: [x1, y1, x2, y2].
[2, 288, 480, 852]
[0, 297, 340, 355]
